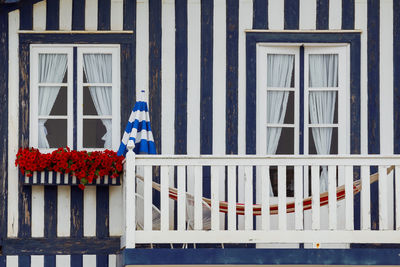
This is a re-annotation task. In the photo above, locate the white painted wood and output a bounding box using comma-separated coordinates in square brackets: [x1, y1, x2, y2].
[211, 166, 220, 230]
[278, 166, 287, 230]
[31, 186, 44, 237]
[160, 166, 170, 231]
[299, 0, 316, 30]
[238, 166, 245, 230]
[136, 0, 149, 98]
[261, 166, 270, 230]
[122, 144, 136, 248]
[83, 186, 96, 237]
[56, 255, 70, 267]
[328, 165, 337, 230]
[379, 166, 389, 230]
[329, 0, 342, 29]
[344, 166, 354, 230]
[294, 165, 303, 230]
[311, 165, 320, 230]
[268, 0, 284, 30]
[227, 165, 237, 230]
[143, 166, 153, 231]
[109, 255, 117, 267]
[177, 166, 186, 230]
[194, 165, 203, 230]
[85, 0, 98, 30]
[361, 165, 371, 230]
[83, 255, 96, 267]
[244, 166, 253, 230]
[33, 1, 46, 30]
[31, 255, 44, 267]
[59, 0, 72, 30]
[111, 0, 123, 31]
[57, 186, 71, 237]
[6, 256, 18, 267]
[109, 185, 123, 236]
[396, 166, 400, 230]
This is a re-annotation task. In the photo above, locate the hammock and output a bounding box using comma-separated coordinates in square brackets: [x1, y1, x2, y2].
[136, 166, 394, 215]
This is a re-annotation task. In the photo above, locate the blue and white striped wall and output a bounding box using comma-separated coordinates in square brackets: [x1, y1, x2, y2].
[1, 0, 400, 266]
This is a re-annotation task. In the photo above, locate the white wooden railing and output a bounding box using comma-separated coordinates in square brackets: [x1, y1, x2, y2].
[121, 142, 400, 248]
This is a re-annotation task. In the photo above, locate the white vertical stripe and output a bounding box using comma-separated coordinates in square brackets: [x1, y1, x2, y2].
[136, 0, 149, 99]
[85, 0, 98, 30]
[261, 166, 270, 230]
[187, 0, 201, 156]
[57, 186, 71, 236]
[33, 1, 46, 30]
[161, 0, 175, 155]
[355, 0, 368, 154]
[299, 0, 316, 29]
[31, 255, 44, 267]
[6, 256, 18, 267]
[329, 0, 342, 29]
[111, 0, 124, 31]
[32, 186, 44, 237]
[108, 255, 117, 267]
[361, 165, 371, 230]
[109, 186, 123, 236]
[7, 10, 19, 238]
[59, 0, 72, 30]
[268, 0, 284, 30]
[83, 187, 96, 236]
[56, 255, 70, 267]
[82, 255, 96, 267]
[379, 166, 389, 230]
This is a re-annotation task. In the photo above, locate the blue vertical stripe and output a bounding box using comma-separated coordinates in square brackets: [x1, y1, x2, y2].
[123, 0, 136, 30]
[72, 0, 85, 30]
[226, 0, 239, 155]
[284, 0, 299, 30]
[71, 255, 83, 267]
[73, 48, 77, 150]
[96, 187, 109, 238]
[18, 256, 30, 267]
[316, 0, 329, 30]
[70, 186, 83, 237]
[44, 255, 56, 267]
[97, 255, 108, 267]
[394, 0, 400, 155]
[253, 0, 268, 29]
[0, 256, 5, 267]
[98, 0, 111, 30]
[46, 0, 59, 30]
[342, 0, 355, 29]
[175, 0, 188, 155]
[121, 43, 136, 137]
[19, 0, 33, 30]
[246, 34, 256, 155]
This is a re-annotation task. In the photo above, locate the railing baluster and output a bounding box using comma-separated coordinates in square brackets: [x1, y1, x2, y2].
[311, 165, 320, 230]
[143, 166, 153, 231]
[211, 166, 220, 231]
[328, 165, 337, 230]
[345, 165, 354, 230]
[261, 165, 270, 231]
[244, 166, 253, 230]
[278, 165, 286, 230]
[228, 165, 237, 231]
[294, 165, 303, 230]
[379, 166, 389, 230]
[160, 166, 169, 231]
[177, 166, 186, 230]
[396, 166, 400, 230]
[194, 166, 203, 230]
[361, 165, 371, 230]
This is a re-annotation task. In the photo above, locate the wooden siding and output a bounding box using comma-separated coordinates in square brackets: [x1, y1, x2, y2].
[0, 0, 399, 266]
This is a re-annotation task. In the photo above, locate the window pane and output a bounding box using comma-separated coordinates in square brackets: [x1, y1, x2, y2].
[267, 127, 294, 154]
[83, 54, 112, 83]
[39, 86, 67, 116]
[267, 54, 295, 88]
[309, 54, 338, 87]
[266, 91, 290, 124]
[83, 119, 111, 148]
[308, 127, 338, 154]
[83, 86, 112, 116]
[308, 91, 337, 124]
[39, 54, 68, 83]
[284, 91, 295, 124]
[40, 119, 67, 148]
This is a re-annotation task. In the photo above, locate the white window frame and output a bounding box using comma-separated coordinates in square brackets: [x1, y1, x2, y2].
[29, 44, 121, 152]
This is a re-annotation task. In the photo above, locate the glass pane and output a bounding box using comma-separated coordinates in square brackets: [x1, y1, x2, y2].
[269, 166, 294, 197]
[83, 86, 112, 116]
[40, 119, 67, 148]
[39, 54, 68, 83]
[309, 54, 338, 87]
[284, 91, 294, 124]
[266, 127, 294, 154]
[308, 127, 338, 154]
[83, 54, 112, 83]
[266, 91, 290, 123]
[39, 86, 67, 116]
[267, 54, 295, 88]
[83, 119, 111, 148]
[308, 91, 337, 124]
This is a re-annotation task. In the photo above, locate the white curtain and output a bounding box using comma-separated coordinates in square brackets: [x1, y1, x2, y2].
[38, 54, 68, 148]
[309, 54, 338, 192]
[83, 54, 113, 149]
[266, 54, 294, 196]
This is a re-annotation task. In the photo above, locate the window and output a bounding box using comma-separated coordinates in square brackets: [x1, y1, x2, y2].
[30, 45, 121, 152]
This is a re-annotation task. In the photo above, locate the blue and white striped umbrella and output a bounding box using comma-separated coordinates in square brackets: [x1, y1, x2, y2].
[117, 92, 156, 156]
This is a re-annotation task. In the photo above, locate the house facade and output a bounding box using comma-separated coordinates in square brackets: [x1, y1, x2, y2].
[0, 0, 400, 266]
